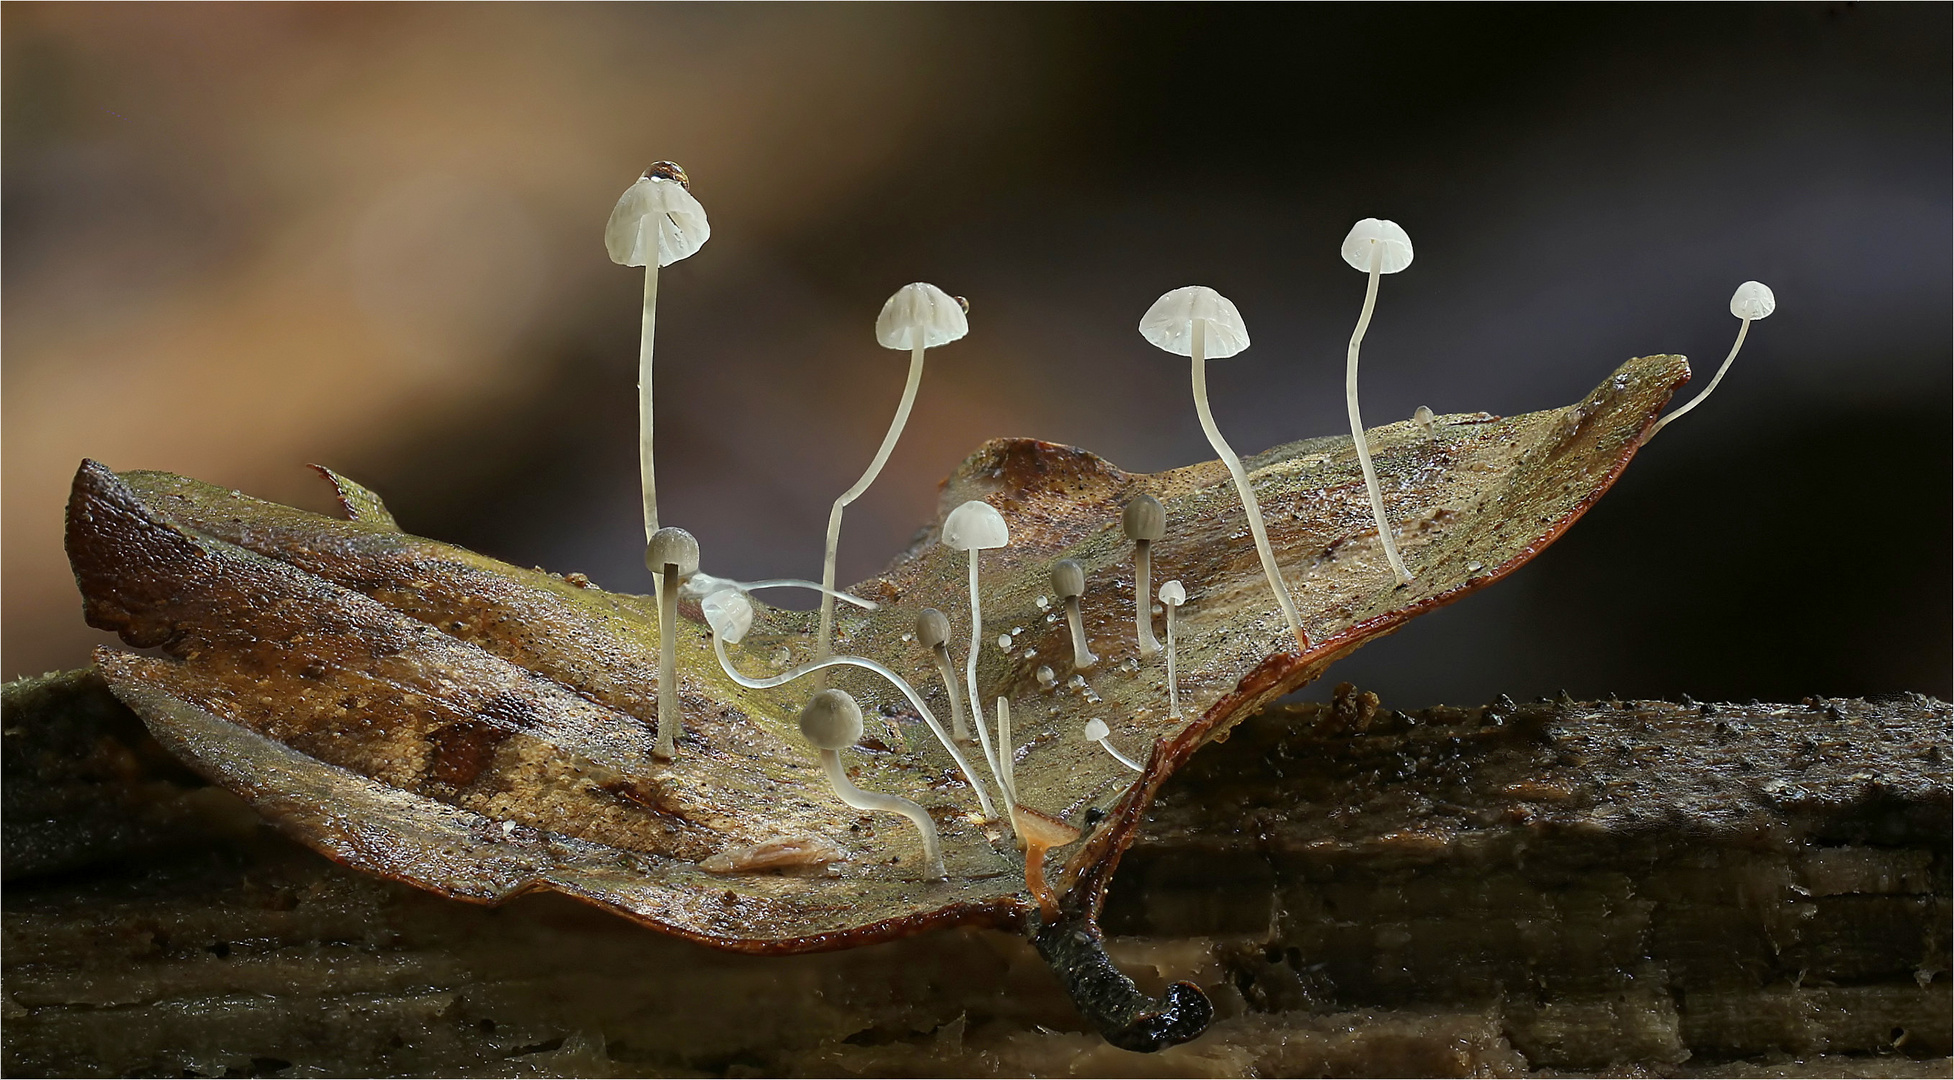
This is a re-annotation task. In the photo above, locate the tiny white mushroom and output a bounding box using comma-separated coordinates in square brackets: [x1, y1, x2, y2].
[1645, 280, 1777, 441]
[1340, 217, 1417, 586]
[1140, 286, 1308, 652]
[1049, 559, 1098, 671]
[645, 526, 700, 759]
[1083, 718, 1143, 773]
[915, 607, 969, 741]
[799, 688, 945, 881]
[1158, 579, 1187, 720]
[1123, 494, 1166, 657]
[817, 284, 970, 667]
[1035, 664, 1058, 691]
[606, 162, 710, 540]
[1413, 405, 1435, 431]
[941, 499, 1013, 814]
[705, 588, 994, 818]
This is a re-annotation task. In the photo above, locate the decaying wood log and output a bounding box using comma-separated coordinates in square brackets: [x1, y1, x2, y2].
[3, 670, 1948, 1077]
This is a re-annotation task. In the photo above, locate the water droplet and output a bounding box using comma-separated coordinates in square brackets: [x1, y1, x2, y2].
[1045, 613, 1059, 624]
[900, 632, 913, 643]
[997, 633, 1013, 650]
[1023, 648, 1037, 659]
[1011, 626, 1025, 636]
[1035, 595, 1050, 610]
[1466, 561, 1484, 573]
[1035, 665, 1057, 689]
[1067, 674, 1086, 689]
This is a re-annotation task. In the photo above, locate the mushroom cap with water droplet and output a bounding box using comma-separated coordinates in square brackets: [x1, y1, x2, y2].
[702, 589, 754, 644]
[1158, 579, 1186, 605]
[799, 688, 865, 751]
[1138, 286, 1251, 359]
[1050, 558, 1086, 599]
[645, 527, 701, 579]
[1084, 719, 1110, 742]
[915, 607, 951, 649]
[1122, 493, 1166, 542]
[875, 282, 970, 350]
[942, 500, 1009, 551]
[606, 174, 711, 268]
[1730, 280, 1776, 321]
[1340, 218, 1414, 274]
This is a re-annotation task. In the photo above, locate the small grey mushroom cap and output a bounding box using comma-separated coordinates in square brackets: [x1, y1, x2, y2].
[1139, 286, 1250, 359]
[1729, 280, 1776, 321]
[606, 174, 710, 268]
[876, 282, 970, 350]
[942, 500, 1009, 551]
[1122, 494, 1166, 542]
[1158, 579, 1187, 605]
[701, 589, 754, 644]
[915, 607, 951, 650]
[1050, 558, 1086, 599]
[1340, 218, 1414, 274]
[799, 688, 865, 750]
[645, 527, 701, 579]
[1083, 719, 1110, 742]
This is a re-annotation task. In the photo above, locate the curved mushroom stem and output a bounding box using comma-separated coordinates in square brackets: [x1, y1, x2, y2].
[996, 697, 1022, 836]
[1094, 734, 1143, 772]
[1644, 319, 1751, 442]
[1164, 600, 1181, 720]
[929, 644, 970, 740]
[1065, 595, 1099, 670]
[1188, 321, 1309, 652]
[1033, 907, 1214, 1053]
[639, 262, 660, 540]
[818, 344, 926, 665]
[963, 548, 1011, 828]
[654, 562, 680, 759]
[817, 747, 945, 880]
[712, 634, 996, 818]
[1346, 248, 1414, 585]
[1133, 539, 1160, 657]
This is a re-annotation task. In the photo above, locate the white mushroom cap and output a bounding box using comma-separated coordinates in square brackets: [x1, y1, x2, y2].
[1138, 286, 1251, 359]
[645, 527, 701, 579]
[1084, 719, 1110, 742]
[876, 282, 970, 350]
[942, 500, 1010, 551]
[605, 175, 711, 268]
[701, 589, 754, 644]
[798, 688, 865, 751]
[1158, 579, 1186, 605]
[1730, 280, 1776, 321]
[1340, 218, 1414, 274]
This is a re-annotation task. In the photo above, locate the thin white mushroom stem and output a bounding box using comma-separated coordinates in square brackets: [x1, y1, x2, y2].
[817, 748, 945, 880]
[1346, 247, 1413, 584]
[1188, 320, 1309, 652]
[963, 549, 1010, 832]
[1133, 540, 1160, 656]
[996, 697, 1022, 837]
[931, 646, 968, 741]
[712, 634, 997, 819]
[1646, 319, 1750, 441]
[818, 343, 927, 663]
[639, 263, 661, 539]
[656, 562, 681, 757]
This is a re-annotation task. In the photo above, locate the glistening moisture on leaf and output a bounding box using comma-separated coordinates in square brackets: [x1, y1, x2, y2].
[67, 353, 1684, 953]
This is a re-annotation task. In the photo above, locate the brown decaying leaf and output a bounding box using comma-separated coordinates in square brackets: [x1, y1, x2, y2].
[65, 354, 1686, 955]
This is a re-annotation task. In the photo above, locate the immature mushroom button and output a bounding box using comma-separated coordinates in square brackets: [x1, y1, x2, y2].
[1050, 559, 1098, 670]
[1339, 217, 1417, 586]
[1645, 280, 1777, 442]
[1123, 495, 1166, 657]
[1083, 718, 1143, 773]
[915, 607, 970, 741]
[606, 162, 709, 540]
[1139, 286, 1308, 652]
[941, 499, 1013, 823]
[645, 526, 701, 759]
[816, 283, 970, 668]
[1158, 580, 1187, 720]
[799, 688, 945, 880]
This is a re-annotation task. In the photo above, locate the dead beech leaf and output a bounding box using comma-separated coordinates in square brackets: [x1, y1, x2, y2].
[66, 354, 1686, 958]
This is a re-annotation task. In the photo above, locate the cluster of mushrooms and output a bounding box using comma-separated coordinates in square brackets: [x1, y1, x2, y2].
[606, 163, 1777, 892]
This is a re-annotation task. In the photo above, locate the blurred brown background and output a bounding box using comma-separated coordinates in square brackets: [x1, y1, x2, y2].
[6, 4, 1948, 704]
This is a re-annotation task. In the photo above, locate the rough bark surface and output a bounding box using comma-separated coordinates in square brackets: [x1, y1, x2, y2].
[5, 670, 1947, 1078]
